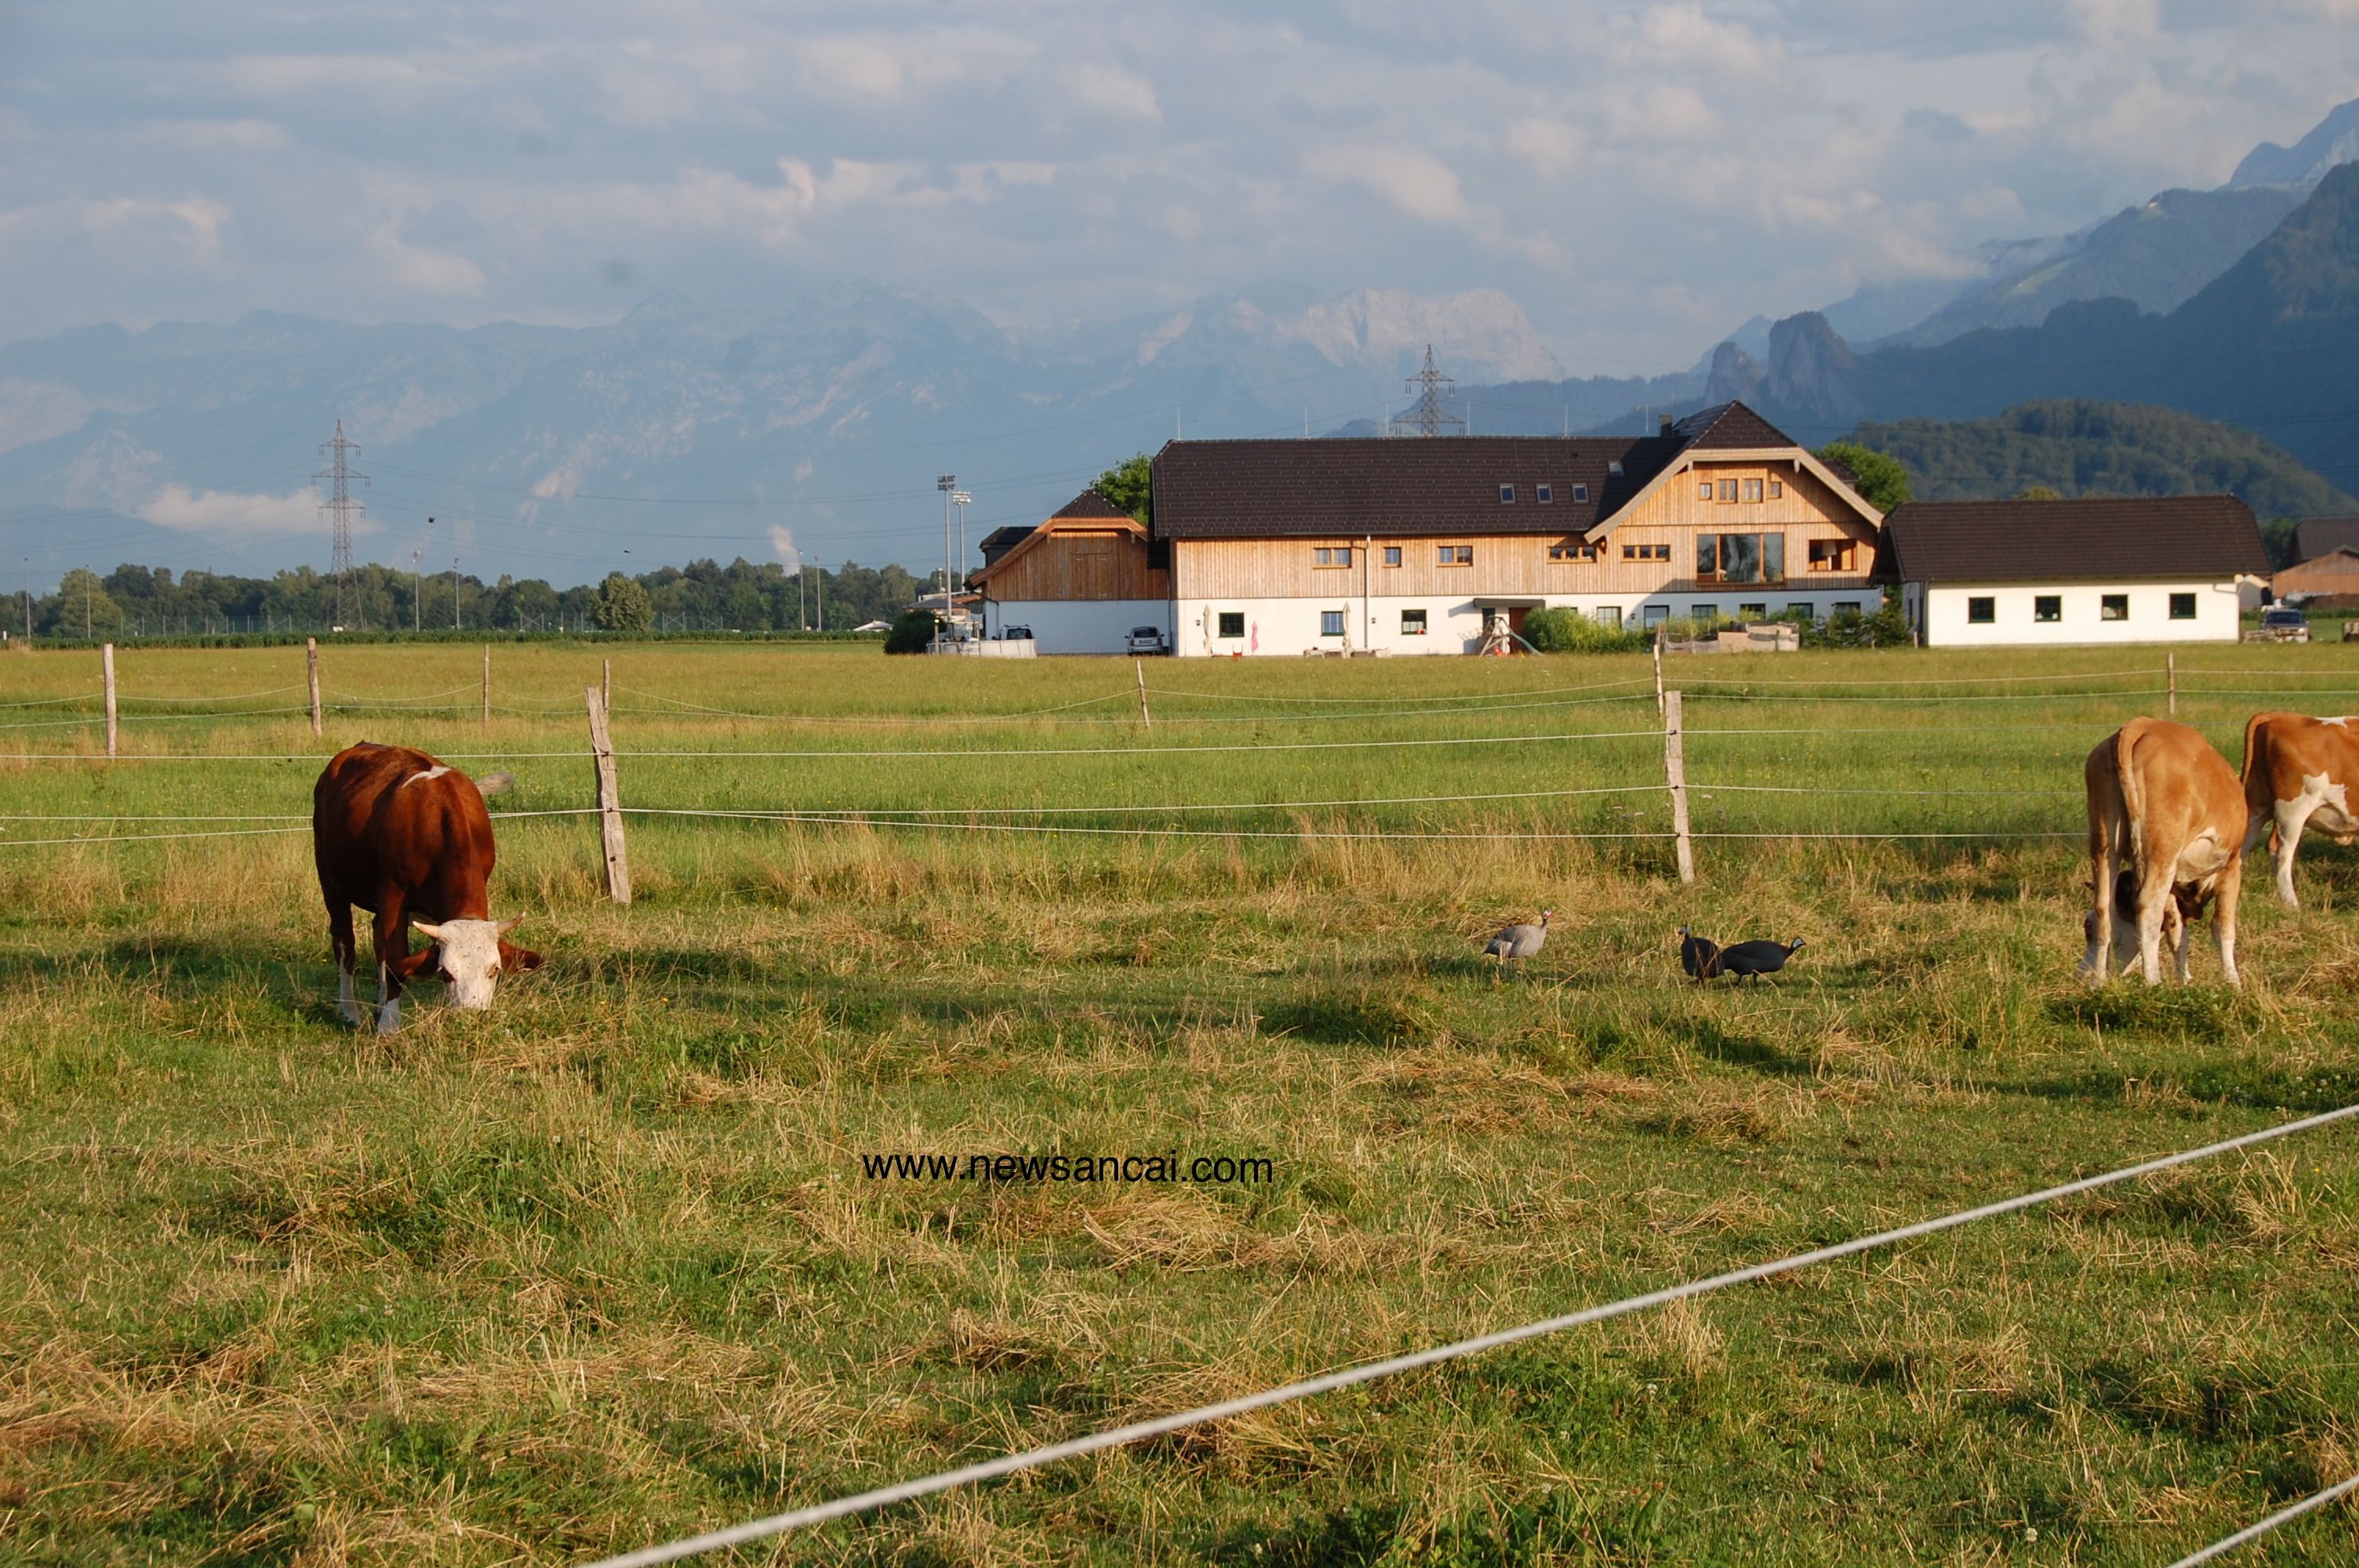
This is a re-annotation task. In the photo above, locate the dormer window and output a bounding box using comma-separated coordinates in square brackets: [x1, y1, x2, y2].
[1571, 484, 1589, 502]
[1536, 484, 1553, 503]
[1499, 484, 1516, 503]
[1608, 461, 1623, 477]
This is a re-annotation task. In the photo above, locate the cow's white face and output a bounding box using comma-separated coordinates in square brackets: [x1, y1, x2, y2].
[413, 918, 518, 1010]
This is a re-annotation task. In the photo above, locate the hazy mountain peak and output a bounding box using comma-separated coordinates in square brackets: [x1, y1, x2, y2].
[2230, 96, 2359, 188]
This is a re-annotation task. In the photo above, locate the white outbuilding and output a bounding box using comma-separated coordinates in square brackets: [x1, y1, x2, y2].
[1879, 495, 2270, 648]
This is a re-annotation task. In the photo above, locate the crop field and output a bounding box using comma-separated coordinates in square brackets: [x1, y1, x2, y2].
[5, 638, 2359, 1566]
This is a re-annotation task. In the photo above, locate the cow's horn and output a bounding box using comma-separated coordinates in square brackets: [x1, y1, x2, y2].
[413, 920, 449, 941]
[495, 918, 522, 937]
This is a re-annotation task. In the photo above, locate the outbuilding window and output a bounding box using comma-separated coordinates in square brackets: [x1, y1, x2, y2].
[1218, 612, 1245, 638]
[2169, 592, 2197, 620]
[1401, 608, 1427, 635]
[1968, 596, 1996, 625]
[1321, 610, 1345, 637]
[2034, 595, 2061, 623]
[2102, 593, 2129, 622]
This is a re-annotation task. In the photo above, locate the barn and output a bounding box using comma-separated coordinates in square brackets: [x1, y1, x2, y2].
[1878, 495, 2270, 647]
[972, 490, 1169, 654]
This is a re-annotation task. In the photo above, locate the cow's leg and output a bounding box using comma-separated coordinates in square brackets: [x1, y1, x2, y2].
[2272, 797, 2314, 909]
[2215, 866, 2244, 989]
[2084, 840, 2115, 983]
[326, 898, 360, 1025]
[371, 900, 410, 1036]
[2135, 863, 2173, 985]
[2171, 902, 2193, 982]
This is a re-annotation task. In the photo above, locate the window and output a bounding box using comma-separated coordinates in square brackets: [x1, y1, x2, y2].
[1768, 480, 1783, 499]
[1548, 542, 1598, 562]
[1692, 604, 1721, 623]
[1641, 604, 1669, 626]
[1739, 602, 1766, 619]
[1783, 603, 1815, 622]
[1608, 461, 1623, 477]
[1314, 546, 1353, 568]
[1571, 484, 1589, 503]
[1320, 610, 1346, 637]
[1621, 542, 1669, 561]
[1808, 539, 1857, 573]
[1698, 532, 1786, 585]
[1383, 546, 1402, 567]
[1719, 479, 1739, 502]
[1499, 485, 1516, 503]
[1698, 481, 1714, 500]
[1593, 606, 1622, 628]
[1438, 544, 1473, 566]
[1217, 612, 1245, 639]
[2169, 592, 2197, 620]
[1968, 596, 1997, 625]
[1743, 478, 1764, 503]
[2101, 593, 2128, 622]
[1401, 608, 1427, 636]
[1833, 601, 1861, 617]
[2034, 595, 2061, 623]
[1536, 484, 1554, 503]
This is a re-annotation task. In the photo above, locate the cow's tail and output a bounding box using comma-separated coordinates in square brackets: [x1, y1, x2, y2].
[474, 770, 516, 799]
[2239, 712, 2270, 789]
[2114, 720, 2150, 873]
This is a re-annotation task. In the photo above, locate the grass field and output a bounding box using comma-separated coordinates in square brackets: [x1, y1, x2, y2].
[4, 638, 2358, 1566]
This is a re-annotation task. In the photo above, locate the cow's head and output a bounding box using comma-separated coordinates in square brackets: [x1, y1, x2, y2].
[2083, 869, 2189, 975]
[410, 918, 543, 1010]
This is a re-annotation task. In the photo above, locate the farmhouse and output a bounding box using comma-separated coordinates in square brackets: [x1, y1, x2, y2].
[2271, 546, 2359, 604]
[1877, 495, 2269, 648]
[975, 401, 1887, 656]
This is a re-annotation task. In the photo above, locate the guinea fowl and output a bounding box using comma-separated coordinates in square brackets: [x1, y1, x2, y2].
[1715, 937, 1806, 982]
[1678, 924, 1722, 981]
[1485, 909, 1552, 980]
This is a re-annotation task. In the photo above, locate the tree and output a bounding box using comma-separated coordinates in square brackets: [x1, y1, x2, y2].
[43, 568, 125, 638]
[882, 608, 940, 654]
[1096, 453, 1152, 525]
[2013, 485, 2062, 500]
[1816, 441, 1912, 514]
[591, 572, 654, 633]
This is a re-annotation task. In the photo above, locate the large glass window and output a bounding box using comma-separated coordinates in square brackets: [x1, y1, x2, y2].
[1320, 610, 1345, 637]
[1699, 532, 1785, 585]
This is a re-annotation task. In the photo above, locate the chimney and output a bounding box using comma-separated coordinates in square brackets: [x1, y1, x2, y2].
[1659, 413, 1674, 435]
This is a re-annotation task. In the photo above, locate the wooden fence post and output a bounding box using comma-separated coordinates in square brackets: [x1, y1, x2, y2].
[482, 644, 492, 727]
[602, 656, 612, 711]
[1664, 688, 1695, 884]
[1653, 630, 1666, 717]
[1136, 659, 1152, 728]
[2167, 651, 2177, 718]
[101, 643, 118, 758]
[585, 685, 631, 904]
[306, 637, 322, 738]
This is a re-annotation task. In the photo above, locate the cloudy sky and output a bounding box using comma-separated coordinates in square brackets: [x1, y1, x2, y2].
[2, 0, 2355, 374]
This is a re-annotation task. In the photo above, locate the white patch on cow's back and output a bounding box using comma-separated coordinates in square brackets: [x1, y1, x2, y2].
[2323, 717, 2350, 728]
[402, 764, 452, 787]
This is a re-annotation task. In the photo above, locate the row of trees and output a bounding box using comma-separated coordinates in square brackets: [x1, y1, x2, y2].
[10, 557, 958, 641]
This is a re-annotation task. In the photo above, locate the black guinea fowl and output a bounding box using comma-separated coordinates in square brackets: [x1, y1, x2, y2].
[1715, 937, 1806, 982]
[1677, 924, 1722, 981]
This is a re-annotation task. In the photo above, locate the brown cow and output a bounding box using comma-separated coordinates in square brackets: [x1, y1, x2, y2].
[312, 742, 541, 1033]
[2081, 718, 2246, 986]
[2239, 711, 2359, 909]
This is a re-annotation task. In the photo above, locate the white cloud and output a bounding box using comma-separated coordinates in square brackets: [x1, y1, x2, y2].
[138, 484, 322, 540]
[1301, 143, 1472, 223]
[368, 230, 486, 296]
[1506, 117, 1585, 178]
[1062, 63, 1161, 122]
[145, 118, 287, 151]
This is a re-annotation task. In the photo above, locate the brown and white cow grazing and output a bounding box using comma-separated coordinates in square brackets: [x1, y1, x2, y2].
[2082, 718, 2247, 987]
[312, 742, 540, 1033]
[2240, 711, 2359, 909]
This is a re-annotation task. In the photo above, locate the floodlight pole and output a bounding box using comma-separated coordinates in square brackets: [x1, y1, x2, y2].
[453, 555, 462, 630]
[937, 474, 957, 641]
[953, 489, 972, 625]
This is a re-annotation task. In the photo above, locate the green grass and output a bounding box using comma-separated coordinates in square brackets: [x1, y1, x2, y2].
[3, 639, 2358, 1565]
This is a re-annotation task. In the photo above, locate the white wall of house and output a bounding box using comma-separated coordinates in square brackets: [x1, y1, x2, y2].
[1169, 590, 1886, 656]
[1917, 580, 2242, 647]
[981, 597, 1168, 655]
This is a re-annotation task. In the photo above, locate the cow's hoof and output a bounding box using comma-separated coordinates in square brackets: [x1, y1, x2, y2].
[338, 1004, 363, 1026]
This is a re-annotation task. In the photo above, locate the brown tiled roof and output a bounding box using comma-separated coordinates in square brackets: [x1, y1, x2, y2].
[1051, 488, 1130, 520]
[1878, 496, 2270, 583]
[1151, 432, 1693, 540]
[2292, 517, 2359, 561]
[1672, 401, 1794, 450]
[976, 524, 1036, 567]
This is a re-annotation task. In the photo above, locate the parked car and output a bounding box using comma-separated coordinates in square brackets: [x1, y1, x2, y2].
[1125, 626, 1169, 655]
[999, 625, 1032, 641]
[2248, 606, 2312, 643]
